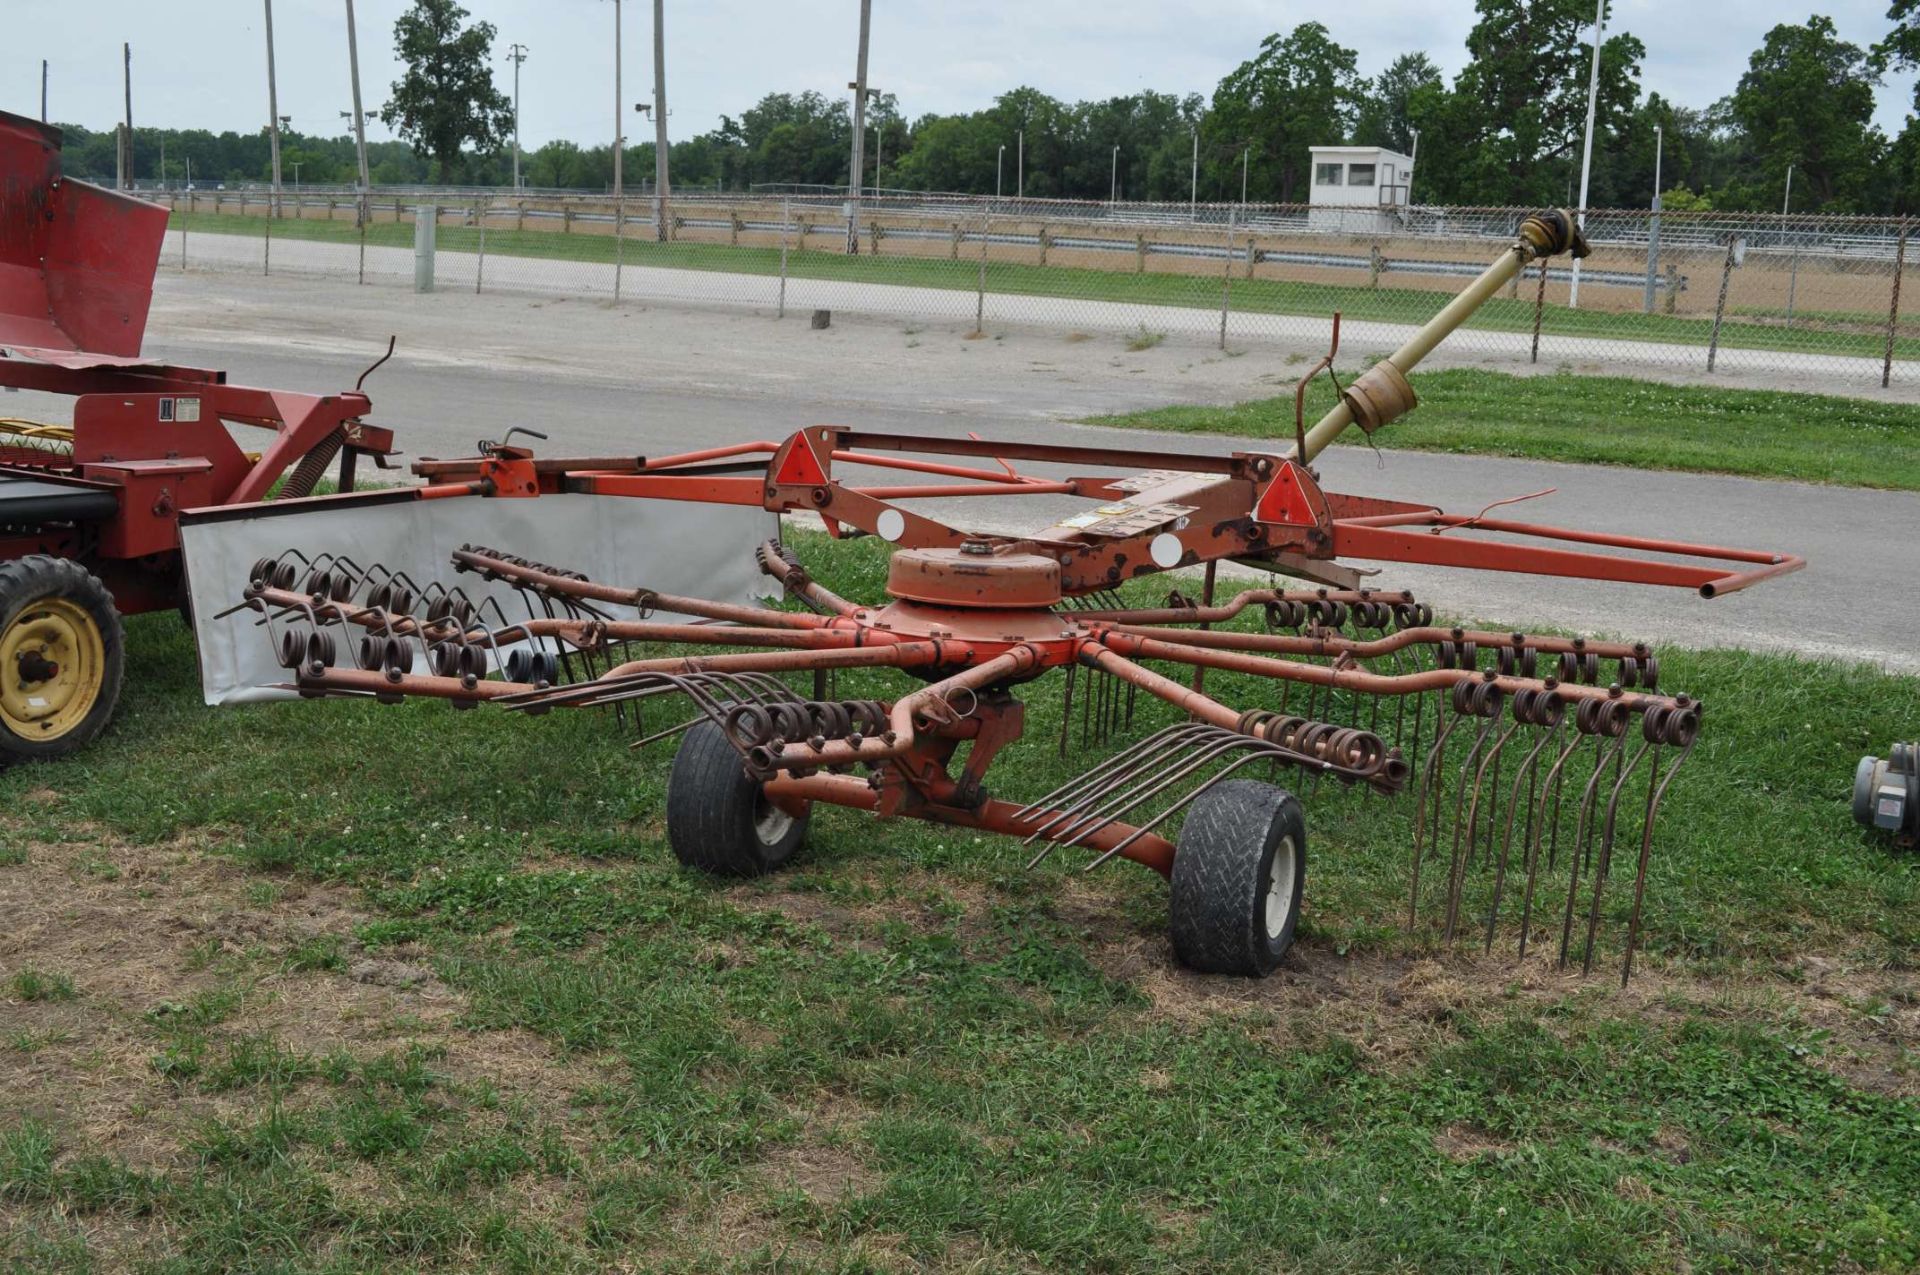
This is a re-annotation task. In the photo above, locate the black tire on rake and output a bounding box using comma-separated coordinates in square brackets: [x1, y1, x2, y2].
[666, 719, 810, 876]
[1168, 780, 1307, 977]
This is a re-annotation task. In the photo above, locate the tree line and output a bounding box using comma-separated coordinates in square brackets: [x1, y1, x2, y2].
[51, 0, 1920, 215]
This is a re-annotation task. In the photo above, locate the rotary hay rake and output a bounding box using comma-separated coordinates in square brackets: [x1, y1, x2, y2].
[216, 210, 1803, 981]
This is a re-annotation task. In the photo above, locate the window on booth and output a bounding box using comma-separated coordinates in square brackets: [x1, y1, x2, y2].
[1315, 162, 1343, 186]
[1347, 164, 1377, 186]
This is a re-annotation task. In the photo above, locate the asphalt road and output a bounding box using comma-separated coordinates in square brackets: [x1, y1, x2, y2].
[10, 270, 1913, 671]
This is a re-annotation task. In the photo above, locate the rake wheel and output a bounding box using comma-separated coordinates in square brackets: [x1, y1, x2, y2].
[1169, 781, 1307, 977]
[667, 719, 811, 876]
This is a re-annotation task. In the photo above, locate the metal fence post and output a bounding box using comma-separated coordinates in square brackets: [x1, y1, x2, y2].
[475, 203, 487, 294]
[614, 197, 624, 305]
[778, 196, 789, 319]
[1885, 218, 1908, 389]
[1219, 210, 1234, 350]
[976, 209, 989, 336]
[1707, 235, 1738, 373]
[1642, 197, 1661, 314]
[1530, 259, 1547, 364]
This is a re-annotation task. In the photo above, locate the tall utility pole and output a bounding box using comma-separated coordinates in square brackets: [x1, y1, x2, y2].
[1190, 127, 1198, 216]
[1408, 128, 1419, 203]
[846, 0, 872, 253]
[1016, 129, 1023, 197]
[650, 0, 669, 240]
[344, 0, 372, 207]
[265, 0, 284, 217]
[1110, 145, 1119, 202]
[507, 43, 528, 190]
[1569, 0, 1605, 308]
[1783, 164, 1794, 215]
[611, 0, 623, 200]
[120, 43, 132, 189]
[40, 60, 47, 122]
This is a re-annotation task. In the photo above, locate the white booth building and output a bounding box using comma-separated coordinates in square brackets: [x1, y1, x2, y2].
[1306, 145, 1413, 233]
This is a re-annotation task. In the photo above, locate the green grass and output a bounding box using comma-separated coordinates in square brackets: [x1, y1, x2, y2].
[1083, 366, 1920, 490]
[172, 209, 1920, 362]
[3, 531, 1918, 1271]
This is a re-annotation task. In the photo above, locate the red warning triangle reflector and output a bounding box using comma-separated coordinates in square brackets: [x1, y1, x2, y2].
[774, 436, 829, 486]
[1254, 461, 1317, 526]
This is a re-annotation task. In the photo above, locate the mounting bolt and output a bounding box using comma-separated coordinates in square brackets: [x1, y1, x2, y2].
[960, 539, 992, 555]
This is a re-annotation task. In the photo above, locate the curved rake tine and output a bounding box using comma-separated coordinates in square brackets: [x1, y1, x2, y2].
[1558, 732, 1628, 968]
[1083, 743, 1328, 872]
[1620, 736, 1696, 984]
[1581, 737, 1656, 976]
[1058, 732, 1290, 857]
[1442, 714, 1510, 942]
[1517, 731, 1586, 959]
[1408, 711, 1463, 928]
[1020, 723, 1219, 853]
[1013, 723, 1207, 825]
[1484, 719, 1562, 953]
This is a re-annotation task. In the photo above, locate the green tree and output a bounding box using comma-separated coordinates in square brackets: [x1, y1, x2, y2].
[1207, 23, 1364, 203]
[1448, 0, 1645, 204]
[1353, 52, 1442, 154]
[1724, 16, 1883, 210]
[378, 0, 513, 184]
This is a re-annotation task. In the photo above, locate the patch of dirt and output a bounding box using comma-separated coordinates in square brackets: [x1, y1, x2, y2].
[0, 831, 614, 1179]
[1433, 1123, 1513, 1162]
[728, 861, 1919, 1098]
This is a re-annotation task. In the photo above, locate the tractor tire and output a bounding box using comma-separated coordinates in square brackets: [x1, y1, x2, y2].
[1168, 780, 1306, 976]
[0, 556, 125, 766]
[666, 719, 810, 876]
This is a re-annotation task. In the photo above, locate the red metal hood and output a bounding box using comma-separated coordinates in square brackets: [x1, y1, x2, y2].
[0, 109, 169, 358]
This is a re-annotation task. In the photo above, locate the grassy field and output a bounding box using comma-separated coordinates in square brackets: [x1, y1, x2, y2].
[172, 210, 1920, 363]
[1083, 367, 1920, 491]
[4, 533, 1918, 1272]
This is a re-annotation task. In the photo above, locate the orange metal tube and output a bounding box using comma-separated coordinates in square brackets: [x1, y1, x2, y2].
[448, 548, 830, 629]
[1105, 623, 1645, 662]
[1072, 587, 1416, 625]
[1077, 641, 1241, 730]
[602, 639, 955, 681]
[762, 773, 1176, 877]
[762, 646, 1037, 771]
[1098, 630, 1673, 711]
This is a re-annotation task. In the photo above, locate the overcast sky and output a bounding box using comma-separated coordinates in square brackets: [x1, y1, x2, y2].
[12, 1, 1918, 148]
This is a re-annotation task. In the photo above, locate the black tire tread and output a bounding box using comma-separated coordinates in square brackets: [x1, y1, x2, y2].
[0, 555, 124, 765]
[665, 719, 809, 876]
[1168, 779, 1305, 976]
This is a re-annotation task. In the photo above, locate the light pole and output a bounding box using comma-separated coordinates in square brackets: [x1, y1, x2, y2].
[292, 161, 301, 193]
[1110, 144, 1119, 203]
[1569, 0, 1605, 308]
[1016, 129, 1023, 198]
[1644, 123, 1663, 314]
[264, 0, 283, 216]
[649, 0, 668, 239]
[1783, 163, 1793, 215]
[40, 60, 48, 122]
[996, 144, 1004, 198]
[1189, 126, 1198, 217]
[507, 43, 528, 190]
[1240, 146, 1249, 206]
[846, 0, 873, 252]
[609, 0, 623, 200]
[1407, 128, 1419, 204]
[344, 0, 371, 204]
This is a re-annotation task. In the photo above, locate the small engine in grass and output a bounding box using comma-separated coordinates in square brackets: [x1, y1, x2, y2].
[1853, 743, 1918, 847]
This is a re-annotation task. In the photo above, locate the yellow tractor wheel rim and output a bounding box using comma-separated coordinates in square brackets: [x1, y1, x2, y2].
[0, 598, 105, 742]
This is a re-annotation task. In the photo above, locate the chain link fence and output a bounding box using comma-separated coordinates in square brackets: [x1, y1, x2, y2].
[153, 191, 1920, 387]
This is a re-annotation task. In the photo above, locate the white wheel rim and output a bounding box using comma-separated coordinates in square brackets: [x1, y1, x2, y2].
[753, 792, 794, 846]
[1264, 835, 1297, 938]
